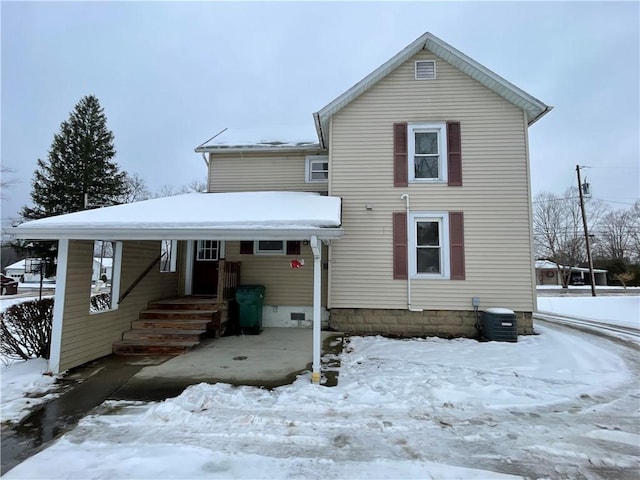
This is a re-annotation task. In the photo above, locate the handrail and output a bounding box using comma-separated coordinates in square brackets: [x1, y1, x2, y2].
[118, 252, 165, 304]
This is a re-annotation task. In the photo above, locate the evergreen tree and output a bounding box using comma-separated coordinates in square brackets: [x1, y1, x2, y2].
[21, 95, 126, 275]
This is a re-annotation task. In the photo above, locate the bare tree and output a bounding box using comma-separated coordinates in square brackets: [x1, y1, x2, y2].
[155, 178, 207, 198]
[593, 207, 634, 261]
[533, 188, 605, 287]
[119, 172, 151, 203]
[0, 166, 18, 199]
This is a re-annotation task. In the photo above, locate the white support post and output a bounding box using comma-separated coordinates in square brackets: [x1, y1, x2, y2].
[310, 235, 322, 384]
[49, 239, 69, 374]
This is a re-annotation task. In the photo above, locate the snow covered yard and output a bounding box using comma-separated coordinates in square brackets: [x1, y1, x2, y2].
[5, 311, 639, 479]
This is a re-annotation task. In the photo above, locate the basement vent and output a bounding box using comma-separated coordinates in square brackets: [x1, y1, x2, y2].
[415, 60, 436, 80]
[290, 312, 306, 321]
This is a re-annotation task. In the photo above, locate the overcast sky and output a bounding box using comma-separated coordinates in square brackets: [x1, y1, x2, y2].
[2, 1, 638, 231]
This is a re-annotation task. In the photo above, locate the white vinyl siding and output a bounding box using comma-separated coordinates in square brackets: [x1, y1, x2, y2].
[208, 152, 328, 193]
[225, 241, 328, 306]
[328, 49, 534, 312]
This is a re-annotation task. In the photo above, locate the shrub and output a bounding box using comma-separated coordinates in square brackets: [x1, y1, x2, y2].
[90, 292, 111, 312]
[0, 298, 53, 360]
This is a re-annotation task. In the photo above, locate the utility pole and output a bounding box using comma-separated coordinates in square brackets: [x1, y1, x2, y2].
[576, 165, 596, 297]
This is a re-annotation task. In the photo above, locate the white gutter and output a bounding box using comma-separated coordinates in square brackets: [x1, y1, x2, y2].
[310, 235, 322, 384]
[9, 227, 344, 242]
[400, 194, 422, 312]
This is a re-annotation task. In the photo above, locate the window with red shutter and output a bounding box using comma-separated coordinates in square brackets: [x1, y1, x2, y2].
[393, 123, 408, 187]
[449, 212, 465, 280]
[393, 212, 408, 279]
[447, 122, 462, 186]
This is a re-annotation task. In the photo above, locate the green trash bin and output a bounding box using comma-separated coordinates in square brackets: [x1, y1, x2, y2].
[235, 285, 266, 334]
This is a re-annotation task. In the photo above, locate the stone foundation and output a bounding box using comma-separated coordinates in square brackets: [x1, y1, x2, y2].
[329, 308, 534, 338]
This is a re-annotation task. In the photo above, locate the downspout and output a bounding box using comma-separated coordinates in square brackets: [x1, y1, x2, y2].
[310, 235, 322, 384]
[400, 194, 423, 312]
[201, 152, 209, 168]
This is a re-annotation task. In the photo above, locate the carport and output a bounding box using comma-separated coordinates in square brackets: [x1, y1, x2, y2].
[10, 191, 343, 383]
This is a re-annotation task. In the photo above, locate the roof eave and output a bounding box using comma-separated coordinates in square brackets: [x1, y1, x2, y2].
[8, 226, 344, 242]
[194, 145, 324, 154]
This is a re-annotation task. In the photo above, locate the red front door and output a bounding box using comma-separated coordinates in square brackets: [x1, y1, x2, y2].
[192, 240, 219, 295]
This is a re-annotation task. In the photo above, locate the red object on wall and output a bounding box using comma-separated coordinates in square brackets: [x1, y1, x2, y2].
[290, 259, 304, 269]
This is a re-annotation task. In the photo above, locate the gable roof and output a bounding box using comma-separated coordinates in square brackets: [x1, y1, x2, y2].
[313, 32, 551, 149]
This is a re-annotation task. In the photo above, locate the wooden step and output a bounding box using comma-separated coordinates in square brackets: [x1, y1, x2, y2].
[148, 300, 220, 311]
[113, 339, 198, 356]
[139, 309, 218, 320]
[131, 319, 211, 330]
[122, 329, 207, 342]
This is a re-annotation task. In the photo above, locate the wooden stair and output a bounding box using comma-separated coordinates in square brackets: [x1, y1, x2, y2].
[113, 297, 224, 356]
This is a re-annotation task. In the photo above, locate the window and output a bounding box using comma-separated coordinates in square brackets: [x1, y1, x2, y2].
[415, 60, 436, 80]
[90, 240, 122, 313]
[305, 155, 329, 183]
[409, 213, 450, 279]
[255, 240, 285, 255]
[160, 240, 178, 272]
[408, 123, 448, 183]
[196, 240, 219, 261]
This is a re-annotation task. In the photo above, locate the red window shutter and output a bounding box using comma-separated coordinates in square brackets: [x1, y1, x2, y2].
[394, 123, 408, 187]
[393, 212, 408, 279]
[239, 241, 253, 254]
[447, 122, 462, 186]
[449, 212, 465, 280]
[286, 241, 301, 255]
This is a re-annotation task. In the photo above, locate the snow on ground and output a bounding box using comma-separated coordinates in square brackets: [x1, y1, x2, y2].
[0, 358, 58, 424]
[6, 320, 639, 480]
[538, 295, 640, 328]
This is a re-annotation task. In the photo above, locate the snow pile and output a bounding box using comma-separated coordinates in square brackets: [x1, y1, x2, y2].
[1, 358, 59, 424]
[538, 295, 640, 328]
[6, 324, 635, 479]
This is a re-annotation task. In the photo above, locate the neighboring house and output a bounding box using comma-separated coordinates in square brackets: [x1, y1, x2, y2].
[4, 258, 44, 282]
[92, 257, 113, 283]
[11, 32, 551, 380]
[535, 260, 607, 286]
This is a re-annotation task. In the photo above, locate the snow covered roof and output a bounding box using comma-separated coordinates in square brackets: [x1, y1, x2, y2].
[10, 192, 343, 241]
[535, 260, 607, 274]
[5, 260, 27, 270]
[314, 32, 551, 149]
[194, 127, 323, 153]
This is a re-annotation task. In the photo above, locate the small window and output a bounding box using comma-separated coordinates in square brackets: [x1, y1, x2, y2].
[415, 60, 436, 80]
[196, 240, 219, 261]
[90, 240, 122, 313]
[409, 213, 450, 279]
[255, 240, 284, 255]
[409, 123, 448, 183]
[160, 240, 178, 272]
[305, 155, 329, 183]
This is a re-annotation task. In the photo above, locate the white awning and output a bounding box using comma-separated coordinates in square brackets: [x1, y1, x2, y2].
[10, 192, 343, 241]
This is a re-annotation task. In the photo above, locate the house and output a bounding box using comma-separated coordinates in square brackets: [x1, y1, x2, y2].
[4, 258, 45, 282]
[92, 257, 113, 283]
[11, 32, 550, 381]
[535, 260, 608, 286]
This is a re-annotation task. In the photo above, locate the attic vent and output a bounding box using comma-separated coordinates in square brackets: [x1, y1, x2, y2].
[415, 60, 436, 80]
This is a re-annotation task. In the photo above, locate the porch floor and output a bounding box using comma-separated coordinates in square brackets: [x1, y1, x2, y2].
[111, 328, 339, 401]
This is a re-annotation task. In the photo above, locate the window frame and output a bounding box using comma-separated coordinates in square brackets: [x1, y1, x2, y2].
[408, 212, 450, 279]
[255, 240, 285, 255]
[196, 240, 219, 261]
[408, 123, 448, 183]
[90, 241, 123, 314]
[305, 155, 329, 184]
[160, 240, 178, 272]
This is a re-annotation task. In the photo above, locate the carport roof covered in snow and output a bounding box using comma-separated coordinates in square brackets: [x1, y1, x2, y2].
[10, 192, 343, 241]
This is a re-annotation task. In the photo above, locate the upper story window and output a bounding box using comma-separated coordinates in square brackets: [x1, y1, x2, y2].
[408, 123, 448, 183]
[305, 155, 329, 183]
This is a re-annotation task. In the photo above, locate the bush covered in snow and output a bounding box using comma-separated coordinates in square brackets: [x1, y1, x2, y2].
[90, 293, 111, 312]
[0, 298, 53, 360]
